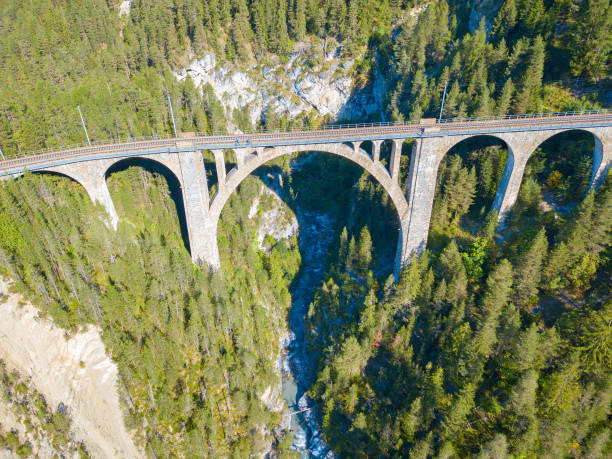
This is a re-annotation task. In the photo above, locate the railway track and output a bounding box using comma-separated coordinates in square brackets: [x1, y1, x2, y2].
[2, 111, 611, 173]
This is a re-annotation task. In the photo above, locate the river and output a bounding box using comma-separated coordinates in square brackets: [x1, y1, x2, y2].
[280, 208, 335, 458]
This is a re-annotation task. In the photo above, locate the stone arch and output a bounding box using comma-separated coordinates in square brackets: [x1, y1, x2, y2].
[104, 156, 191, 254]
[526, 129, 605, 190]
[359, 140, 374, 160]
[30, 169, 88, 191]
[27, 169, 104, 213]
[210, 143, 408, 221]
[207, 142, 410, 276]
[38, 162, 120, 228]
[426, 134, 510, 247]
[492, 128, 608, 220]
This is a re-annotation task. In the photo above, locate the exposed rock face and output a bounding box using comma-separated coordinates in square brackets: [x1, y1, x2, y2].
[468, 0, 499, 33]
[249, 183, 298, 252]
[0, 279, 141, 458]
[174, 41, 382, 129]
[118, 0, 131, 17]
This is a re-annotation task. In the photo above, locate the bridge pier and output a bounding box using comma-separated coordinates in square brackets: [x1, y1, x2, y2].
[400, 135, 469, 263]
[491, 146, 526, 221]
[212, 150, 226, 185]
[177, 149, 220, 267]
[588, 127, 612, 189]
[401, 138, 442, 260]
[389, 139, 402, 182]
[372, 140, 382, 162]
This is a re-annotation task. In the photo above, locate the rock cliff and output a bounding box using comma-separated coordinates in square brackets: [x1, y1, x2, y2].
[174, 41, 382, 130]
[0, 279, 141, 458]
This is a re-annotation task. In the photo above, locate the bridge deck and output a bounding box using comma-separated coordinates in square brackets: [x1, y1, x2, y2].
[2, 112, 612, 175]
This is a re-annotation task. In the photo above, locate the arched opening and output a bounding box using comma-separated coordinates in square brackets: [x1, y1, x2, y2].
[379, 139, 394, 176]
[342, 141, 355, 152]
[215, 149, 402, 443]
[27, 171, 101, 220]
[244, 149, 258, 165]
[428, 135, 509, 251]
[514, 130, 596, 218]
[215, 147, 405, 275]
[201, 150, 218, 204]
[399, 139, 415, 191]
[360, 140, 374, 160]
[105, 157, 191, 254]
[31, 170, 86, 193]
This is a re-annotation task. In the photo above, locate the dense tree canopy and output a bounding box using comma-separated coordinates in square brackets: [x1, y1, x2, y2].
[0, 0, 610, 457]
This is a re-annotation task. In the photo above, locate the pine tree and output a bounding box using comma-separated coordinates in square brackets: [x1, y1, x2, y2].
[476, 434, 509, 459]
[231, 0, 253, 59]
[469, 260, 513, 380]
[288, 0, 305, 41]
[567, 0, 612, 77]
[356, 226, 373, 276]
[492, 0, 518, 41]
[192, 23, 207, 56]
[514, 36, 544, 113]
[253, 0, 268, 54]
[507, 369, 539, 454]
[333, 336, 370, 383]
[269, 0, 290, 55]
[347, 235, 357, 272]
[440, 383, 476, 439]
[496, 79, 514, 115]
[338, 226, 349, 263]
[513, 228, 548, 309]
[575, 301, 612, 371]
[218, 0, 231, 24]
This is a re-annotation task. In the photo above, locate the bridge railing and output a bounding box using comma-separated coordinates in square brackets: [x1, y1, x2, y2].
[194, 120, 421, 137]
[2, 133, 175, 161]
[1, 109, 611, 162]
[437, 109, 612, 124]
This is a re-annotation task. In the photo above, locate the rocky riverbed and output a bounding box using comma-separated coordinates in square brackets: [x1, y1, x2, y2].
[281, 208, 335, 458]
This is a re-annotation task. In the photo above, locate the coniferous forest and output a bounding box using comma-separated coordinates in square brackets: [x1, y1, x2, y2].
[0, 0, 611, 457]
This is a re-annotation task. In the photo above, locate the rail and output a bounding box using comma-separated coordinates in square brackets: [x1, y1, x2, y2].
[1, 109, 611, 168]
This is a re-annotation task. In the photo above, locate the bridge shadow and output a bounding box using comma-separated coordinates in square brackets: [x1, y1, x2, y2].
[248, 162, 324, 293]
[246, 150, 400, 399]
[250, 151, 401, 288]
[254, 151, 402, 453]
[105, 157, 191, 254]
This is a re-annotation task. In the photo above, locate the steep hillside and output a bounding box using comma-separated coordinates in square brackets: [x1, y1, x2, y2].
[0, 1, 610, 458]
[0, 278, 140, 458]
[0, 167, 302, 457]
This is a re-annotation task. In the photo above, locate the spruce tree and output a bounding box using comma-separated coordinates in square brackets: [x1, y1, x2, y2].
[356, 226, 372, 276]
[513, 228, 548, 309]
[567, 0, 612, 77]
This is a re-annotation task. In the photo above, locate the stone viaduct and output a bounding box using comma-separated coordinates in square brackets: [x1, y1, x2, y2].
[1, 112, 611, 278]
